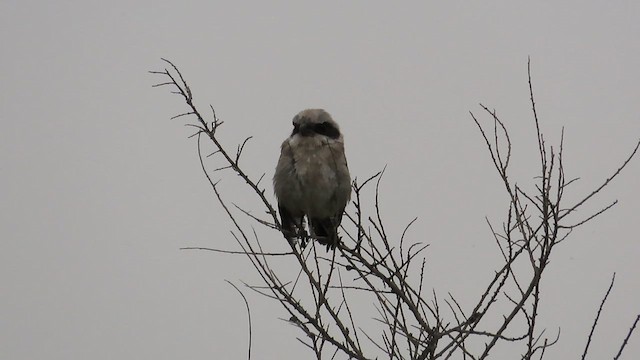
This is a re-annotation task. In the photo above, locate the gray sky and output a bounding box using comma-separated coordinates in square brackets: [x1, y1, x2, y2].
[1, 1, 639, 359]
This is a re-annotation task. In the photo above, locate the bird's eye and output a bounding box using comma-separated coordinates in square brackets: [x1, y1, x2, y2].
[314, 122, 340, 139]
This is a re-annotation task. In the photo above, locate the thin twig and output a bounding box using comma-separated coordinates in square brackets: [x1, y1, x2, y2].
[226, 280, 253, 360]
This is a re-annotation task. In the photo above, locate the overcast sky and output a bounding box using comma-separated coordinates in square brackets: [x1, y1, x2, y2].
[1, 1, 639, 359]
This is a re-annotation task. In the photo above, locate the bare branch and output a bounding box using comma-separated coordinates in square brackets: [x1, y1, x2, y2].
[613, 314, 640, 360]
[153, 59, 638, 360]
[560, 138, 640, 221]
[226, 280, 252, 360]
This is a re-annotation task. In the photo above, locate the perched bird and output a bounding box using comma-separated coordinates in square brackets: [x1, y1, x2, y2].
[273, 109, 351, 249]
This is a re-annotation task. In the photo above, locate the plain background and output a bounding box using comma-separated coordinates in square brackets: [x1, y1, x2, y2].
[1, 1, 639, 359]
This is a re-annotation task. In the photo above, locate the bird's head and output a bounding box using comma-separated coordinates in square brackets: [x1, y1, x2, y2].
[291, 109, 341, 139]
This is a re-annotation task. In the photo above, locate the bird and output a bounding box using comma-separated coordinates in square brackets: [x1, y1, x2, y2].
[273, 109, 351, 249]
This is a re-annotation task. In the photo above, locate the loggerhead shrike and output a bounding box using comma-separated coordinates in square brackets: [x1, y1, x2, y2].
[273, 109, 351, 249]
